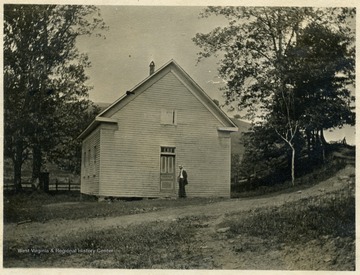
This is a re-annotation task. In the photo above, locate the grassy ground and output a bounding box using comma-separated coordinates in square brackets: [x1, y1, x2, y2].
[3, 215, 209, 268]
[219, 187, 355, 270]
[223, 188, 355, 245]
[3, 149, 355, 269]
[3, 191, 225, 224]
[3, 179, 355, 269]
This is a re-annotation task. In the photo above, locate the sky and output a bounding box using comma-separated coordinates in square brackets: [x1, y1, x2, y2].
[77, 6, 228, 106]
[76, 5, 355, 144]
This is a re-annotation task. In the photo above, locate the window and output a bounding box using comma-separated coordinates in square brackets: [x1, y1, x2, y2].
[161, 109, 177, 125]
[161, 147, 175, 154]
[88, 149, 91, 177]
[160, 156, 167, 173]
[160, 155, 175, 174]
[94, 146, 97, 163]
[93, 146, 97, 177]
[83, 151, 86, 178]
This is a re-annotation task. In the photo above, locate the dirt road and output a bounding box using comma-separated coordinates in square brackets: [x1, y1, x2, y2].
[4, 165, 355, 248]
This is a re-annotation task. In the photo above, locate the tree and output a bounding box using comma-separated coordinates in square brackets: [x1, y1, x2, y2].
[4, 5, 107, 191]
[193, 7, 355, 185]
[239, 125, 289, 177]
[286, 22, 355, 163]
[48, 103, 101, 174]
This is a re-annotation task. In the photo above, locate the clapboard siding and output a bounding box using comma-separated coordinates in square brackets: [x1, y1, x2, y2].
[97, 71, 231, 197]
[81, 128, 100, 195]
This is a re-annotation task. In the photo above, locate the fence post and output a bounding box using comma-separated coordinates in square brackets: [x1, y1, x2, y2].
[56, 179, 58, 191]
[40, 172, 49, 193]
[68, 178, 71, 191]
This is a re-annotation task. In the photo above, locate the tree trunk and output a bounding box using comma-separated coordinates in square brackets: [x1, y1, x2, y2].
[275, 128, 297, 186]
[319, 129, 327, 162]
[290, 143, 296, 186]
[313, 130, 322, 164]
[13, 141, 24, 192]
[32, 144, 42, 181]
[306, 129, 311, 159]
[312, 130, 316, 157]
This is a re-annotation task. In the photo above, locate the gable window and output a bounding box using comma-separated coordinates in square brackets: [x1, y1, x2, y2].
[161, 109, 177, 125]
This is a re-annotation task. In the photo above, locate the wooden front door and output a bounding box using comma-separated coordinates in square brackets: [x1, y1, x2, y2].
[160, 147, 175, 193]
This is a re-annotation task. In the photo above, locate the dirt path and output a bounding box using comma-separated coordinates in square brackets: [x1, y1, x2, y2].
[4, 165, 355, 248]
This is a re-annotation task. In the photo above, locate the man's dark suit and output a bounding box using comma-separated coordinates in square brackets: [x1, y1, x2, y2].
[178, 169, 188, 198]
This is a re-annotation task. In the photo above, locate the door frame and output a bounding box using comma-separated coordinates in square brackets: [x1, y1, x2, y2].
[159, 146, 176, 193]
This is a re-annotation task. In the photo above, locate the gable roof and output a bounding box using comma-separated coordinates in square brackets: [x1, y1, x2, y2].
[79, 59, 237, 140]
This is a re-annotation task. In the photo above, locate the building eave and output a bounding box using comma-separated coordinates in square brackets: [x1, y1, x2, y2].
[217, 127, 239, 132]
[78, 117, 118, 140]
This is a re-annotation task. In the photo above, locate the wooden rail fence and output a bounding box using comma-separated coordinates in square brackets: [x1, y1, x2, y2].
[3, 178, 80, 192]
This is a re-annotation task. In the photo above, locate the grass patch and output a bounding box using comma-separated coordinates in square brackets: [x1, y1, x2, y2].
[221, 187, 355, 270]
[3, 215, 209, 268]
[224, 189, 355, 244]
[4, 192, 226, 224]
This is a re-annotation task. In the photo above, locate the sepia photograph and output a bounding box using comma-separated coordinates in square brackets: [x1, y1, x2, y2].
[2, 0, 357, 272]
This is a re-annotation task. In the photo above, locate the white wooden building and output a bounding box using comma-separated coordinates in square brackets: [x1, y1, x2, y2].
[79, 60, 238, 198]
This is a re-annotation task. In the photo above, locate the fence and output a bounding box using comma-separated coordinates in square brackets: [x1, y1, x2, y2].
[3, 178, 80, 192]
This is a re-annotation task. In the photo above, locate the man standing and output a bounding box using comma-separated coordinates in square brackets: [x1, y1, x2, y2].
[178, 165, 188, 198]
